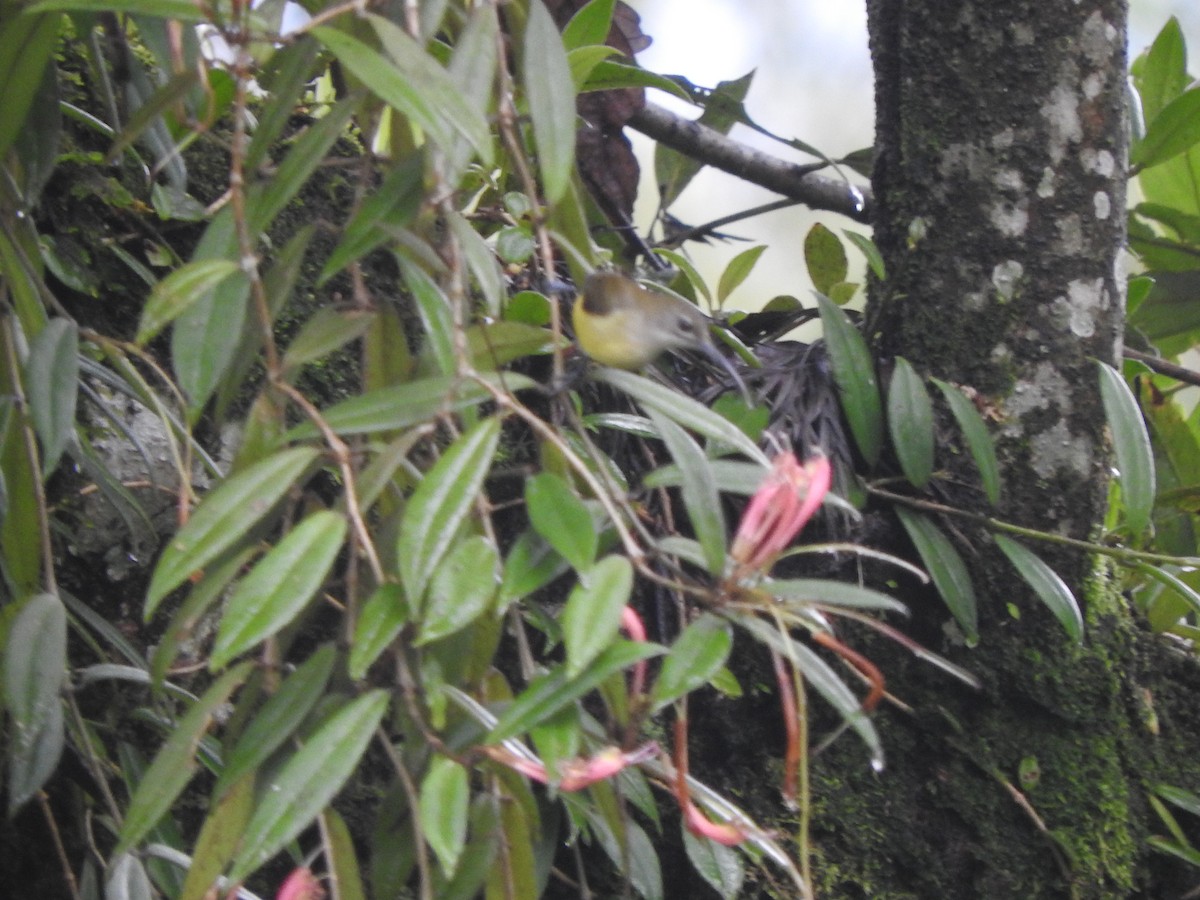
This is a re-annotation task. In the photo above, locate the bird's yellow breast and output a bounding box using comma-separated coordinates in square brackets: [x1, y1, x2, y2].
[572, 296, 664, 370]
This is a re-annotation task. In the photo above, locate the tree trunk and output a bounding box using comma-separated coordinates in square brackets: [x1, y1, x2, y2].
[787, 1, 1200, 896]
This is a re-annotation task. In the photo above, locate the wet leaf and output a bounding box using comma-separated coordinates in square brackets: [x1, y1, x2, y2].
[1097, 361, 1155, 536]
[420, 756, 470, 877]
[526, 472, 596, 572]
[24, 318, 78, 475]
[895, 508, 978, 641]
[524, 0, 577, 203]
[561, 555, 633, 677]
[817, 294, 882, 466]
[418, 535, 498, 644]
[650, 614, 732, 712]
[933, 378, 1001, 505]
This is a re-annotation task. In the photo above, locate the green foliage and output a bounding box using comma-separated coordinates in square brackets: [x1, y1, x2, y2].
[3, 4, 1199, 898]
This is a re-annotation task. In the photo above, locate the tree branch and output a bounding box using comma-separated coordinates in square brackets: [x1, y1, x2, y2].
[627, 101, 873, 224]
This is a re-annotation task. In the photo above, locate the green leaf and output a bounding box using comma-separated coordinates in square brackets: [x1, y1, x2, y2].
[1133, 18, 1187, 123]
[462, 320, 556, 370]
[817, 293, 883, 466]
[525, 472, 597, 572]
[1133, 88, 1200, 171]
[288, 372, 533, 439]
[561, 555, 633, 678]
[596, 368, 770, 466]
[656, 72, 752, 207]
[4, 592, 67, 814]
[648, 409, 726, 575]
[215, 645, 337, 798]
[1156, 784, 1200, 817]
[489, 641, 664, 742]
[716, 245, 767, 306]
[843, 230, 886, 281]
[27, 0, 208, 18]
[650, 614, 732, 712]
[447, 211, 504, 317]
[562, 0, 616, 49]
[399, 417, 501, 603]
[683, 827, 745, 898]
[994, 535, 1083, 643]
[138, 259, 243, 346]
[523, 0, 577, 204]
[0, 12, 59, 164]
[804, 224, 848, 296]
[499, 530, 570, 605]
[895, 508, 978, 641]
[228, 690, 389, 881]
[211, 510, 347, 669]
[145, 446, 320, 616]
[418, 535, 499, 644]
[1096, 361, 1155, 536]
[405, 263, 455, 375]
[887, 357, 934, 489]
[179, 772, 254, 900]
[764, 578, 908, 615]
[117, 662, 253, 854]
[282, 308, 375, 375]
[932, 378, 1002, 506]
[349, 584, 408, 679]
[420, 756, 471, 877]
[315, 20, 491, 164]
[582, 60, 693, 102]
[323, 808, 368, 900]
[24, 318, 78, 476]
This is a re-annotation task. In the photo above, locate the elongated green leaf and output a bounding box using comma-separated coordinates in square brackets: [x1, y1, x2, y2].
[717, 245, 767, 305]
[146, 447, 320, 616]
[1156, 784, 1200, 817]
[117, 662, 253, 854]
[4, 592, 67, 814]
[650, 614, 732, 712]
[895, 508, 978, 640]
[887, 357, 934, 489]
[1097, 362, 1156, 536]
[349, 584, 408, 679]
[447, 211, 503, 316]
[399, 417, 501, 603]
[211, 511, 347, 669]
[804, 225, 848, 297]
[993, 535, 1083, 643]
[418, 535, 498, 644]
[248, 97, 359, 236]
[649, 409, 726, 575]
[597, 369, 769, 466]
[562, 0, 616, 49]
[843, 230, 886, 281]
[138, 260, 242, 346]
[178, 773, 254, 900]
[282, 308, 375, 375]
[215, 645, 337, 798]
[582, 60, 693, 103]
[932, 378, 1001, 505]
[0, 13, 60, 161]
[27, 0, 207, 18]
[229, 690, 389, 881]
[288, 372, 532, 439]
[764, 578, 908, 615]
[24, 318, 78, 475]
[445, 8, 499, 182]
[525, 472, 596, 572]
[561, 555, 633, 678]
[817, 294, 882, 466]
[315, 20, 491, 164]
[318, 809, 368, 900]
[523, 0, 576, 204]
[1133, 88, 1200, 170]
[420, 756, 471, 877]
[171, 211, 249, 414]
[489, 641, 664, 742]
[1133, 18, 1187, 123]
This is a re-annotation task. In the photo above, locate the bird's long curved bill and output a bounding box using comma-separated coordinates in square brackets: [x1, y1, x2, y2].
[699, 343, 754, 407]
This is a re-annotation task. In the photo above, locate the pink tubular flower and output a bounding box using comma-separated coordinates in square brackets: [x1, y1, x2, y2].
[484, 742, 658, 792]
[730, 452, 832, 573]
[276, 868, 325, 900]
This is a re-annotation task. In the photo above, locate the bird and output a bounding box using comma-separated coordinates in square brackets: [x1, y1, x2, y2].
[571, 271, 752, 403]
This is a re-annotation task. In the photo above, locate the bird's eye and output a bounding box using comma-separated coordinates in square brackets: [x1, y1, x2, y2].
[676, 315, 697, 334]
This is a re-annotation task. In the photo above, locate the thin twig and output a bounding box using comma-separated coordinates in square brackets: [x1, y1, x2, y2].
[1125, 348, 1200, 389]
